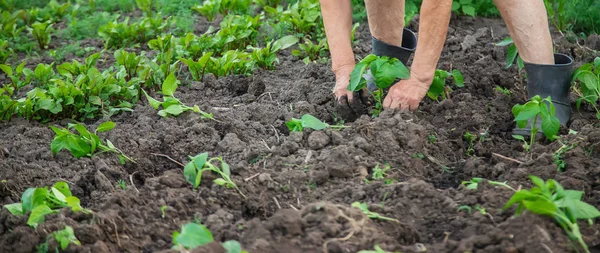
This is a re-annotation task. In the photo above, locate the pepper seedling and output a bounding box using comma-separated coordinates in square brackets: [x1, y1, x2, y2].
[286, 114, 349, 132]
[50, 121, 135, 163]
[427, 69, 464, 101]
[142, 73, 216, 120]
[3, 182, 91, 228]
[183, 153, 246, 198]
[348, 54, 410, 116]
[503, 175, 600, 253]
[512, 95, 561, 153]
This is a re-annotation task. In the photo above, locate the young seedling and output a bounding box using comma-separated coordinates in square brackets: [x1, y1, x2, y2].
[348, 54, 410, 116]
[503, 175, 600, 252]
[495, 86, 512, 96]
[53, 226, 81, 250]
[116, 179, 127, 190]
[291, 38, 328, 64]
[351, 202, 399, 223]
[160, 205, 167, 218]
[571, 57, 600, 119]
[3, 182, 91, 228]
[50, 122, 135, 163]
[512, 95, 561, 154]
[463, 131, 476, 156]
[427, 134, 438, 144]
[553, 139, 577, 172]
[183, 153, 246, 198]
[286, 114, 349, 132]
[173, 222, 248, 252]
[142, 73, 216, 120]
[427, 69, 465, 101]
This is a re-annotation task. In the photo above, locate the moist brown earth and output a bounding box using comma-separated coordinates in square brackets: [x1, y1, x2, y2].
[1, 15, 600, 253]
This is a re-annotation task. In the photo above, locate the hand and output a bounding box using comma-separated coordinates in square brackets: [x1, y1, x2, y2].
[332, 64, 369, 120]
[383, 74, 431, 111]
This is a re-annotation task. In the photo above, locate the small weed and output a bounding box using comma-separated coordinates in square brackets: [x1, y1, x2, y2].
[495, 86, 511, 96]
[172, 222, 248, 252]
[412, 153, 424, 159]
[457, 205, 472, 214]
[160, 205, 167, 218]
[463, 131, 477, 156]
[352, 202, 399, 223]
[116, 179, 127, 190]
[427, 134, 438, 144]
[553, 140, 577, 172]
[452, 0, 476, 17]
[461, 177, 516, 191]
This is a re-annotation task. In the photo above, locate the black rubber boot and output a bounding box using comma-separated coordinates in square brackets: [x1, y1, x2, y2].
[366, 28, 418, 92]
[513, 53, 574, 136]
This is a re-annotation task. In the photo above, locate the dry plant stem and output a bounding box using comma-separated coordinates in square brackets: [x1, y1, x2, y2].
[244, 173, 261, 181]
[129, 172, 140, 194]
[322, 210, 364, 253]
[492, 152, 524, 164]
[150, 153, 185, 167]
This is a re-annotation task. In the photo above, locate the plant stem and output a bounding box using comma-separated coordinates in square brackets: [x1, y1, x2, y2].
[529, 115, 538, 159]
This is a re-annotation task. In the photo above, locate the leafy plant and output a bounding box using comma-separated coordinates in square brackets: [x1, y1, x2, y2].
[0, 61, 29, 93]
[135, 0, 154, 16]
[116, 179, 127, 190]
[553, 140, 577, 172]
[351, 202, 399, 223]
[452, 0, 476, 17]
[286, 114, 348, 132]
[115, 49, 142, 81]
[181, 53, 213, 81]
[427, 69, 464, 101]
[142, 73, 215, 119]
[503, 175, 600, 252]
[291, 38, 328, 64]
[23, 63, 55, 87]
[50, 121, 135, 163]
[348, 54, 410, 116]
[173, 222, 248, 252]
[572, 57, 600, 119]
[512, 95, 561, 152]
[183, 152, 246, 198]
[98, 15, 172, 48]
[248, 35, 298, 70]
[160, 205, 167, 218]
[495, 37, 524, 71]
[0, 11, 26, 39]
[512, 134, 531, 152]
[29, 21, 53, 50]
[280, 0, 323, 39]
[3, 182, 91, 228]
[0, 39, 9, 63]
[192, 0, 251, 22]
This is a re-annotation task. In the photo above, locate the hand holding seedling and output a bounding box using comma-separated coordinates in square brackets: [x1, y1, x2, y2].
[382, 74, 430, 111]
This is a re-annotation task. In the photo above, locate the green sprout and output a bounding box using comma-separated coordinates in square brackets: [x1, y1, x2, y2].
[286, 114, 349, 132]
[351, 202, 399, 223]
[183, 153, 246, 198]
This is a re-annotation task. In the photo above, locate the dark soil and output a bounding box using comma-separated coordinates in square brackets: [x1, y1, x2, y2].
[1, 15, 600, 253]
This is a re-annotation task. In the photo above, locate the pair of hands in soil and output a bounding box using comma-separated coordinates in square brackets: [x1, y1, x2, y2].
[333, 65, 431, 119]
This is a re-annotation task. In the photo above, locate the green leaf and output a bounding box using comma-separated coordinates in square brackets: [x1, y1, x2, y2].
[174, 223, 214, 249]
[503, 190, 537, 210]
[286, 119, 303, 132]
[529, 175, 546, 189]
[562, 190, 584, 200]
[462, 5, 476, 17]
[53, 182, 72, 197]
[452, 69, 464, 87]
[21, 188, 36, 212]
[162, 73, 178, 97]
[32, 188, 49, 209]
[567, 200, 600, 219]
[184, 162, 198, 187]
[163, 104, 184, 116]
[541, 116, 560, 140]
[460, 0, 472, 4]
[512, 135, 526, 141]
[66, 196, 84, 212]
[593, 57, 600, 74]
[142, 90, 162, 110]
[523, 198, 557, 216]
[348, 62, 369, 92]
[451, 1, 460, 11]
[221, 160, 230, 177]
[390, 58, 410, 80]
[506, 44, 518, 69]
[0, 64, 12, 76]
[576, 70, 599, 93]
[96, 121, 116, 133]
[223, 240, 244, 253]
[301, 114, 328, 130]
[514, 102, 540, 121]
[372, 60, 398, 89]
[495, 37, 514, 46]
[27, 205, 56, 228]
[214, 178, 228, 186]
[51, 187, 67, 203]
[273, 35, 299, 51]
[3, 203, 24, 215]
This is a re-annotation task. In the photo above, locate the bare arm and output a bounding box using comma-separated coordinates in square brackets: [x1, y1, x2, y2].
[411, 0, 453, 85]
[319, 0, 354, 73]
